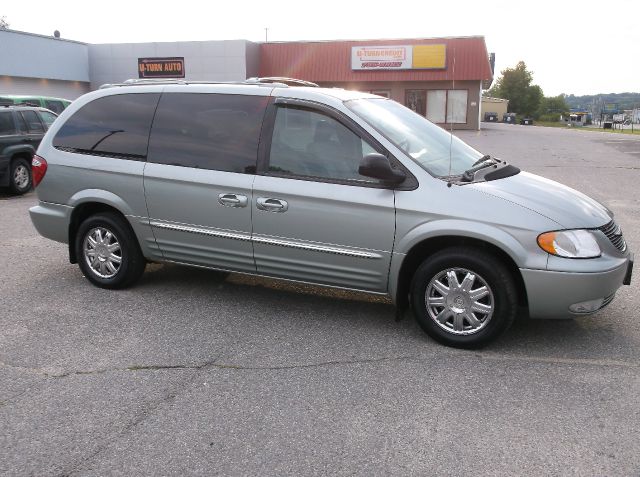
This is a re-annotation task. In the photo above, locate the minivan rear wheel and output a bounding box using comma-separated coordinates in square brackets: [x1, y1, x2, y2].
[9, 157, 32, 195]
[410, 247, 517, 348]
[75, 212, 146, 289]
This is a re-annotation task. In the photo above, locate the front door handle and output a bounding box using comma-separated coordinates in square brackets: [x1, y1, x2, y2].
[256, 197, 288, 213]
[218, 193, 248, 208]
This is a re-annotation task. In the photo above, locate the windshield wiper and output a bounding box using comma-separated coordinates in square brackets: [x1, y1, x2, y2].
[470, 154, 493, 167]
[461, 155, 499, 182]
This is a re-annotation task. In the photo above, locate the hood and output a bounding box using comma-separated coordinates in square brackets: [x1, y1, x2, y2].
[469, 171, 612, 229]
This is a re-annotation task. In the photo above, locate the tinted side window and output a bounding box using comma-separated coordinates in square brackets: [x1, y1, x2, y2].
[148, 93, 268, 173]
[39, 110, 58, 128]
[0, 112, 16, 135]
[21, 110, 45, 133]
[45, 100, 64, 114]
[268, 106, 376, 181]
[16, 112, 28, 132]
[53, 94, 160, 160]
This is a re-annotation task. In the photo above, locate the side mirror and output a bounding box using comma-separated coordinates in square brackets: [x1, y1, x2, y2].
[358, 153, 406, 185]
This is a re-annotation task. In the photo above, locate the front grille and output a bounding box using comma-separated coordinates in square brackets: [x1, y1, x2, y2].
[598, 220, 627, 252]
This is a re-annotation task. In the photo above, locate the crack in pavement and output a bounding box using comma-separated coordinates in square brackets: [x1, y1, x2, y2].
[0, 388, 30, 407]
[59, 372, 202, 477]
[0, 355, 415, 379]
[3, 351, 640, 472]
[2, 352, 639, 382]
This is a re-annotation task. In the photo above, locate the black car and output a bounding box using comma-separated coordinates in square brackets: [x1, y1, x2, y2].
[0, 105, 58, 194]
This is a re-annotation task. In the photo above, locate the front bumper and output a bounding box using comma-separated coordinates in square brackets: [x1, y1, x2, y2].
[521, 256, 632, 319]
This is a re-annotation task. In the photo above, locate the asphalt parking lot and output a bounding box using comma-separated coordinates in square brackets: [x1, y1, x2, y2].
[1, 122, 639, 476]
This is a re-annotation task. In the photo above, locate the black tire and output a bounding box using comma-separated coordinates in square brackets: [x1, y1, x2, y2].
[410, 247, 518, 349]
[75, 212, 146, 289]
[8, 157, 32, 195]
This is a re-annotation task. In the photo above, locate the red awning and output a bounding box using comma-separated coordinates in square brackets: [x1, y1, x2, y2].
[260, 37, 493, 83]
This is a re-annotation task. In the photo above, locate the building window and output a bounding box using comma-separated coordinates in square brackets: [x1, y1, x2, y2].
[425, 89, 468, 124]
[447, 90, 468, 124]
[426, 90, 446, 123]
[405, 90, 426, 116]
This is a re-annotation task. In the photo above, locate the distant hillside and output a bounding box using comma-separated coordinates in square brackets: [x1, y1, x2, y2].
[565, 92, 640, 111]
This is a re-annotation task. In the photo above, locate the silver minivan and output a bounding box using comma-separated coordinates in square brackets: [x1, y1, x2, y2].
[29, 79, 633, 348]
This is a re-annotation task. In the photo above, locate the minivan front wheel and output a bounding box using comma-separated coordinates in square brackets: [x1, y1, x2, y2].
[75, 212, 146, 289]
[411, 247, 517, 348]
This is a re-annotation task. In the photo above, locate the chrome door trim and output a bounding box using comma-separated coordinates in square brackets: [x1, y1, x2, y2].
[149, 221, 251, 242]
[148, 220, 382, 259]
[252, 236, 382, 259]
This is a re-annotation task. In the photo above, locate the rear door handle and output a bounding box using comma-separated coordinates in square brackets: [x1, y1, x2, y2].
[256, 197, 288, 212]
[218, 193, 248, 208]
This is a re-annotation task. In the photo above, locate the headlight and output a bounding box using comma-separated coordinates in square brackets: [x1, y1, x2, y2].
[537, 230, 601, 258]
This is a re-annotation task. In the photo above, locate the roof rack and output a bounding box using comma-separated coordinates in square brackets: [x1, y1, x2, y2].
[245, 77, 319, 87]
[0, 103, 40, 108]
[100, 77, 319, 89]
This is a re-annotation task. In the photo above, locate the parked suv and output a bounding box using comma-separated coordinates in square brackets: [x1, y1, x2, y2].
[29, 79, 633, 348]
[0, 105, 58, 194]
[0, 95, 71, 114]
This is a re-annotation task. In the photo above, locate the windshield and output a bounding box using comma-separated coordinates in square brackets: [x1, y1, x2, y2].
[346, 98, 484, 177]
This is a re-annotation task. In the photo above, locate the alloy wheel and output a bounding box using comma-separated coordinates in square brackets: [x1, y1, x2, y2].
[13, 165, 30, 190]
[425, 267, 494, 335]
[83, 227, 122, 279]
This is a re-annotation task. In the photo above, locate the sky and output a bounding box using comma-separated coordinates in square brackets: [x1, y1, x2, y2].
[2, 0, 638, 96]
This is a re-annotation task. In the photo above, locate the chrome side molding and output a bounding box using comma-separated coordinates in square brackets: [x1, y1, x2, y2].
[149, 220, 382, 259]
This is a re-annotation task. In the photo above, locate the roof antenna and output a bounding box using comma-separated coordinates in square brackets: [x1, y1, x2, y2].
[447, 47, 455, 188]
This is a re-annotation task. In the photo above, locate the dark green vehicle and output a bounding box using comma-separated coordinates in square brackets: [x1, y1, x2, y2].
[0, 95, 71, 114]
[0, 105, 58, 194]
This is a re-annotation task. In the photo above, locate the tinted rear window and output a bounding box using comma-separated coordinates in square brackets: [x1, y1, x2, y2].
[0, 111, 15, 135]
[148, 93, 268, 173]
[53, 94, 160, 160]
[39, 110, 58, 128]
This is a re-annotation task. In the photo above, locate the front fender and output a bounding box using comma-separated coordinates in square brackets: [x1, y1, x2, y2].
[388, 219, 548, 304]
[395, 219, 538, 266]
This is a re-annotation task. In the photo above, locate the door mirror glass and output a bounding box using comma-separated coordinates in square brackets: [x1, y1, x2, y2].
[358, 153, 406, 185]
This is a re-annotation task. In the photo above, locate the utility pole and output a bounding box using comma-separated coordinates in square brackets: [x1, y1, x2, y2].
[265, 28, 269, 43]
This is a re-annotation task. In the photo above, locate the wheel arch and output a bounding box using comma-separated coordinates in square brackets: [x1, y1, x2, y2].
[67, 195, 133, 264]
[392, 234, 528, 315]
[6, 144, 36, 160]
[10, 150, 34, 162]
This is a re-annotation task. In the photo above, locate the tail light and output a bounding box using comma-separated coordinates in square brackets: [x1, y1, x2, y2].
[32, 155, 48, 188]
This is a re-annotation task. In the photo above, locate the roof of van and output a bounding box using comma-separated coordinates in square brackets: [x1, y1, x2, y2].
[97, 80, 379, 102]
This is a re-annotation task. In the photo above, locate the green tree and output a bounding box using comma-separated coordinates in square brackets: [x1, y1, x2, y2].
[0, 16, 9, 29]
[537, 94, 569, 119]
[488, 61, 543, 117]
[541, 94, 568, 113]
